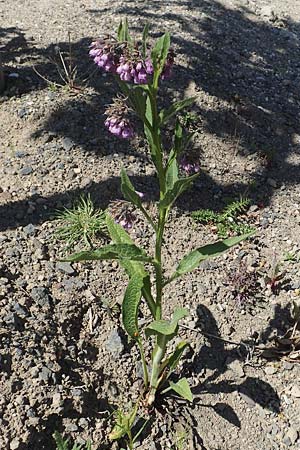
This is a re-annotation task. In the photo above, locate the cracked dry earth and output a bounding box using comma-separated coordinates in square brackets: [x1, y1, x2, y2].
[1, 0, 300, 449]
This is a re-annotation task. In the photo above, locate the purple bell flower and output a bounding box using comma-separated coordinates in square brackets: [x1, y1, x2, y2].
[180, 155, 200, 176]
[104, 116, 134, 140]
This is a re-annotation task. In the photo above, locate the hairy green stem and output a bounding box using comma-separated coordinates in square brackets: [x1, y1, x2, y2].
[139, 205, 157, 232]
[148, 334, 167, 405]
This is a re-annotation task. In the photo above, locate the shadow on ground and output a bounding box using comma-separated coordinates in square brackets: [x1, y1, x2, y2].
[1, 1, 300, 232]
[179, 304, 283, 434]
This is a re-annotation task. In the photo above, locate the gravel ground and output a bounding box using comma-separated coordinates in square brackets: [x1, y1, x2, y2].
[1, 0, 300, 449]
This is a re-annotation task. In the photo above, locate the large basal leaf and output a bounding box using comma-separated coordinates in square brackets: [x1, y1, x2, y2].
[64, 243, 152, 263]
[122, 272, 145, 339]
[145, 307, 189, 338]
[169, 378, 193, 402]
[106, 214, 155, 316]
[121, 168, 143, 209]
[159, 97, 196, 125]
[173, 232, 254, 280]
[159, 173, 199, 209]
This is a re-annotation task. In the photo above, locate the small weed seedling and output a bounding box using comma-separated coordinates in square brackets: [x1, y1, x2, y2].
[65, 20, 253, 442]
[226, 262, 262, 312]
[171, 428, 188, 450]
[284, 251, 300, 263]
[53, 431, 92, 450]
[264, 260, 287, 295]
[100, 296, 120, 318]
[109, 402, 149, 450]
[55, 194, 107, 250]
[192, 198, 253, 238]
[33, 32, 85, 91]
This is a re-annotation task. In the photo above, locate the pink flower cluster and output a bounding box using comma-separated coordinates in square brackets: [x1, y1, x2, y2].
[89, 39, 174, 84]
[116, 57, 151, 84]
[89, 39, 117, 73]
[104, 117, 134, 139]
[161, 48, 175, 80]
[180, 155, 200, 176]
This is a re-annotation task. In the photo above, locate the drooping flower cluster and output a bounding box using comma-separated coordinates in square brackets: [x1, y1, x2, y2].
[104, 95, 135, 139]
[179, 154, 200, 176]
[116, 57, 149, 84]
[161, 48, 175, 80]
[89, 36, 119, 73]
[89, 37, 174, 84]
[109, 201, 137, 230]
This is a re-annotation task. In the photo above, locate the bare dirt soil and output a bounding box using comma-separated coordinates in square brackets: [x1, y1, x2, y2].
[1, 1, 300, 449]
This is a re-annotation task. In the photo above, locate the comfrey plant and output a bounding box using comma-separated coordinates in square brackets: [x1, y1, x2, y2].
[67, 21, 252, 412]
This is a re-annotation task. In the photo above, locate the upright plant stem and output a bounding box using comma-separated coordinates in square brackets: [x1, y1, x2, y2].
[147, 79, 169, 403]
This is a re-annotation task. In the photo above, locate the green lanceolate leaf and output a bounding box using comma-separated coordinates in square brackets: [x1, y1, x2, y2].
[106, 213, 133, 245]
[172, 232, 254, 280]
[117, 18, 131, 42]
[122, 272, 145, 338]
[159, 173, 199, 209]
[165, 156, 179, 191]
[106, 215, 156, 317]
[142, 23, 150, 58]
[169, 378, 193, 402]
[64, 243, 153, 263]
[145, 93, 153, 126]
[121, 168, 144, 208]
[162, 341, 189, 377]
[167, 120, 195, 167]
[151, 32, 170, 73]
[159, 97, 196, 125]
[145, 307, 189, 338]
[144, 124, 158, 169]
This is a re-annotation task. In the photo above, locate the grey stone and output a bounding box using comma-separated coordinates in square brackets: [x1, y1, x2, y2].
[20, 166, 33, 176]
[3, 312, 21, 329]
[267, 178, 277, 188]
[264, 366, 278, 375]
[290, 385, 300, 398]
[71, 388, 82, 397]
[65, 422, 78, 432]
[52, 393, 62, 407]
[17, 107, 28, 118]
[226, 357, 245, 378]
[26, 407, 36, 418]
[31, 286, 51, 307]
[12, 302, 28, 318]
[105, 329, 124, 357]
[23, 224, 36, 236]
[39, 366, 55, 383]
[285, 427, 298, 445]
[78, 418, 89, 428]
[56, 261, 75, 275]
[62, 137, 75, 151]
[10, 438, 21, 450]
[15, 150, 28, 158]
